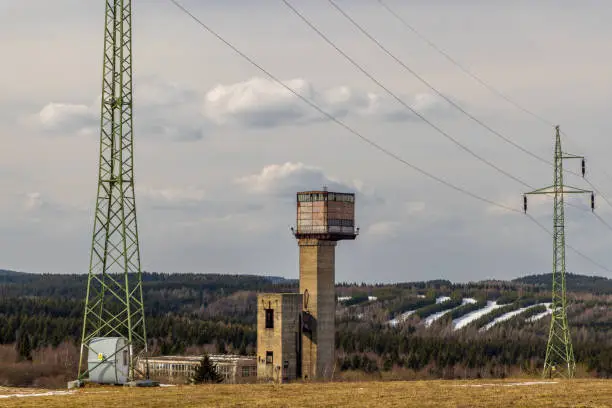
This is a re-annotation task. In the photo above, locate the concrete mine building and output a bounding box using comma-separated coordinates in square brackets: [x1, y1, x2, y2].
[257, 189, 358, 382]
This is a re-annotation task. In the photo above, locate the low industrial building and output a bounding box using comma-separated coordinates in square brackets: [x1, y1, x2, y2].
[257, 293, 303, 382]
[139, 355, 257, 384]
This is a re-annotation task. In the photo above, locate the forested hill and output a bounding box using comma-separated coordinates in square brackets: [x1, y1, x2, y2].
[0, 269, 298, 298]
[2, 269, 610, 295]
[513, 273, 612, 294]
[1, 268, 611, 387]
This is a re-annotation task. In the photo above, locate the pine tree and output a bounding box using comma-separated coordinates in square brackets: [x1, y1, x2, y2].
[15, 329, 32, 362]
[191, 354, 223, 384]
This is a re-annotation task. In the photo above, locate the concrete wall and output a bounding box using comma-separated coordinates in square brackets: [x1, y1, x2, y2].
[299, 239, 337, 380]
[256, 293, 302, 383]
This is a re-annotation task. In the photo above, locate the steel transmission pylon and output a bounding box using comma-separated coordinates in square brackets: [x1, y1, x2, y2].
[523, 125, 594, 379]
[76, 0, 148, 383]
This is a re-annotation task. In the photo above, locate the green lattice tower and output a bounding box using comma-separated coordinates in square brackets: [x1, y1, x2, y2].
[76, 0, 148, 382]
[524, 125, 593, 379]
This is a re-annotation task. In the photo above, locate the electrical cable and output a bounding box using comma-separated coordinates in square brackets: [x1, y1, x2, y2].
[526, 214, 612, 274]
[167, 0, 611, 275]
[287, 0, 612, 236]
[375, 0, 554, 129]
[374, 0, 612, 214]
[281, 0, 532, 190]
[167, 0, 520, 214]
[328, 0, 553, 169]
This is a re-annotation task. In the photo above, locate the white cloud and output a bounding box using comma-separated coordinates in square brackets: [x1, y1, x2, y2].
[367, 221, 401, 238]
[406, 201, 426, 215]
[138, 186, 206, 207]
[23, 192, 43, 211]
[137, 77, 198, 108]
[19, 192, 85, 224]
[235, 162, 361, 197]
[36, 102, 98, 134]
[30, 78, 206, 141]
[203, 76, 448, 128]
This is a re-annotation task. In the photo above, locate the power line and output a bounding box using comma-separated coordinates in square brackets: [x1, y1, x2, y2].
[328, 0, 554, 169]
[332, 0, 612, 220]
[167, 0, 520, 214]
[166, 0, 611, 276]
[281, 0, 532, 190]
[374, 0, 612, 213]
[375, 0, 554, 128]
[593, 212, 612, 235]
[526, 214, 612, 274]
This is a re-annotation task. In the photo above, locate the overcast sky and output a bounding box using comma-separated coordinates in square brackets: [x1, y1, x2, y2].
[1, 0, 611, 283]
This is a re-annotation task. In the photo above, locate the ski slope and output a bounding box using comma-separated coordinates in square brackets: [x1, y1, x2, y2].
[481, 303, 547, 331]
[526, 303, 553, 322]
[452, 301, 503, 330]
[424, 298, 477, 327]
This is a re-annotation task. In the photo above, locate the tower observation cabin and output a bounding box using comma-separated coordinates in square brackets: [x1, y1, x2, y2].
[294, 190, 358, 241]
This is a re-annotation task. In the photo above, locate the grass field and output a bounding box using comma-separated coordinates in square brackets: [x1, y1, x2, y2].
[1, 379, 611, 407]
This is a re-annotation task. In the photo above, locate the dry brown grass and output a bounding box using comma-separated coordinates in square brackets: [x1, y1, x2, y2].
[1, 379, 611, 407]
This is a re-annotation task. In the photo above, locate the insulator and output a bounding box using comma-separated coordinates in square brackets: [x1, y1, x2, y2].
[591, 192, 595, 211]
[523, 195, 528, 213]
[582, 159, 586, 177]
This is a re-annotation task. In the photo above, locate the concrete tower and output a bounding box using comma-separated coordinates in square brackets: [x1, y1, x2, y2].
[294, 189, 358, 380]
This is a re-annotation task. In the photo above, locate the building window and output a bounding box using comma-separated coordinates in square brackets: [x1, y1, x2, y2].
[265, 308, 274, 329]
[266, 351, 273, 365]
[122, 350, 128, 366]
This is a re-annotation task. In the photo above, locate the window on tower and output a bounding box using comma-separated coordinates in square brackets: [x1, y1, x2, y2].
[265, 308, 274, 329]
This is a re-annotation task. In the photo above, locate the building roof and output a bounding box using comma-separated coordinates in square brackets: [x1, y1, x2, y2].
[146, 354, 256, 363]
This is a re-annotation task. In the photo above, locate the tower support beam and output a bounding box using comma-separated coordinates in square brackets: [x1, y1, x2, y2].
[76, 0, 147, 384]
[299, 239, 337, 380]
[523, 125, 593, 379]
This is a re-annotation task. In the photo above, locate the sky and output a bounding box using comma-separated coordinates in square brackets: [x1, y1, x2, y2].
[1, 0, 611, 283]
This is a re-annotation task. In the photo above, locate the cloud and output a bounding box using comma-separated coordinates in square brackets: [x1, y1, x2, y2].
[23, 192, 43, 212]
[367, 221, 401, 238]
[30, 77, 206, 141]
[405, 201, 426, 215]
[138, 186, 206, 209]
[137, 77, 199, 108]
[20, 192, 85, 223]
[203, 76, 448, 128]
[235, 162, 361, 197]
[36, 102, 98, 135]
[28, 76, 451, 141]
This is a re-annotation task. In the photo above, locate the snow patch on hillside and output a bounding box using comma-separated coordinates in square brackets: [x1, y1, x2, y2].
[424, 298, 477, 327]
[481, 304, 545, 331]
[453, 301, 503, 330]
[436, 296, 451, 304]
[526, 303, 553, 322]
[388, 310, 416, 327]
